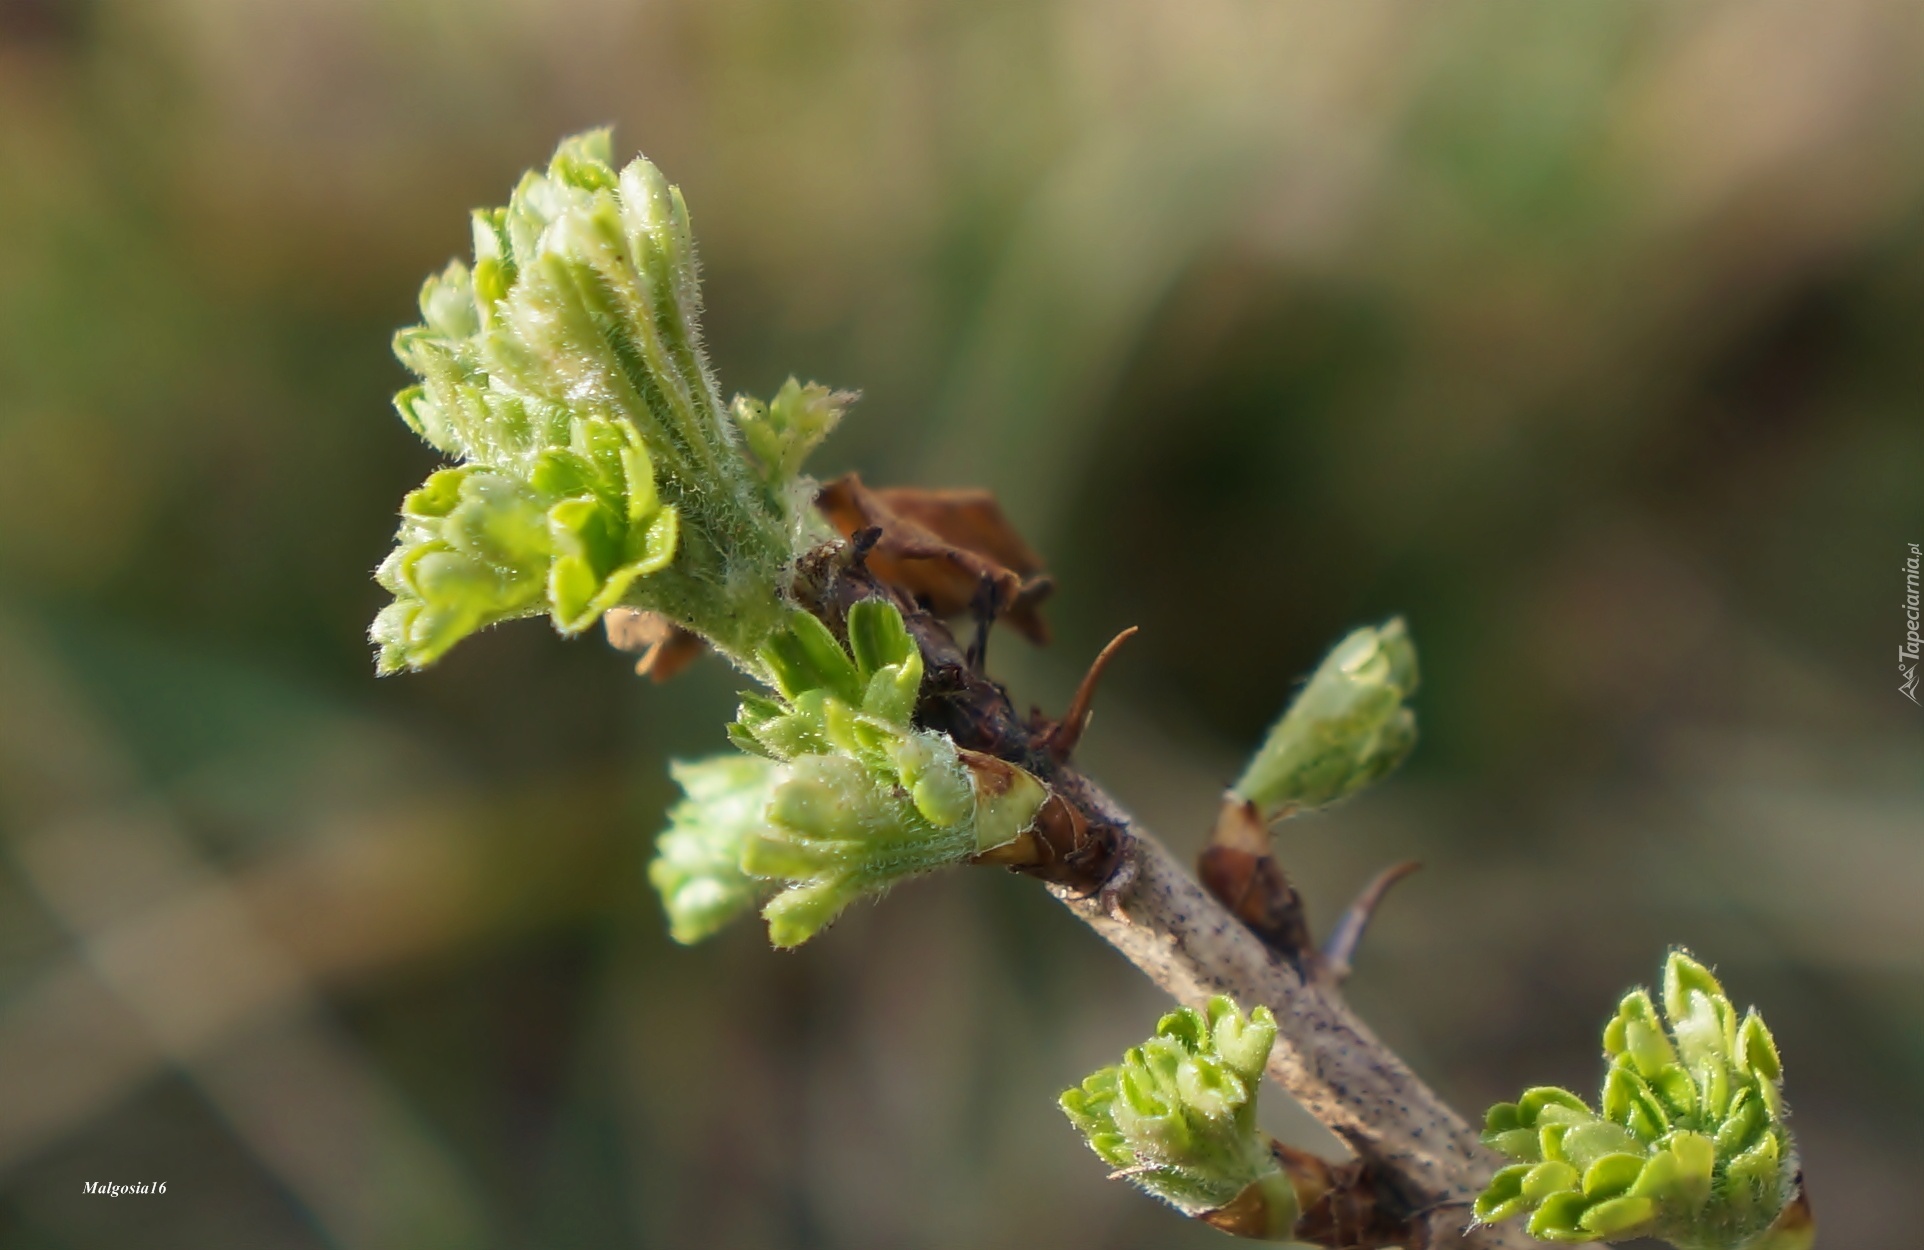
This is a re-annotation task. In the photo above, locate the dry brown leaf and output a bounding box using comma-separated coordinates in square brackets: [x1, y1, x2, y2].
[815, 472, 1053, 643]
[603, 609, 707, 682]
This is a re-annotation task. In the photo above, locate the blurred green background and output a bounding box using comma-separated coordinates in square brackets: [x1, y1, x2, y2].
[1, 1, 1921, 1247]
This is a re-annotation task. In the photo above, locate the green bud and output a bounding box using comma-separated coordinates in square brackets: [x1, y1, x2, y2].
[1208, 994, 1279, 1077]
[1061, 996, 1293, 1238]
[1230, 618, 1418, 819]
[375, 130, 845, 675]
[647, 755, 780, 944]
[894, 732, 974, 828]
[1476, 950, 1804, 1249]
[1523, 1087, 1593, 1123]
[733, 377, 853, 486]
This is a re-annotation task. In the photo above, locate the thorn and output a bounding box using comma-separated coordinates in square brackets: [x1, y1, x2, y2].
[1046, 626, 1139, 761]
[1321, 860, 1422, 983]
[846, 525, 882, 570]
[1096, 853, 1139, 923]
[964, 573, 1001, 672]
[1401, 1197, 1477, 1250]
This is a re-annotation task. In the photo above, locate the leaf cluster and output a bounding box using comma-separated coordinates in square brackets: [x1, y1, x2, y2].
[651, 599, 1047, 948]
[1060, 996, 1291, 1229]
[1476, 952, 1804, 1250]
[374, 130, 847, 674]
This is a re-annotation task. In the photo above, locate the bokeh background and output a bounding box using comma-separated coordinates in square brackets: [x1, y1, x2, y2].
[2, 1, 1921, 1247]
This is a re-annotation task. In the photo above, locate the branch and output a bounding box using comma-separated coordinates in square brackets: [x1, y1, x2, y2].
[382, 133, 1795, 1250]
[1045, 777, 1546, 1250]
[794, 552, 1575, 1249]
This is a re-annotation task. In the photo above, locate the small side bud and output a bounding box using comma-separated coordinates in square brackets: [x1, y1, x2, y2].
[731, 377, 853, 486]
[1230, 618, 1418, 821]
[1061, 996, 1297, 1239]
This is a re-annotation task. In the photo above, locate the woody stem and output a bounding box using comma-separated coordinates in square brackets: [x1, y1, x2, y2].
[1043, 772, 1559, 1249]
[792, 548, 1589, 1249]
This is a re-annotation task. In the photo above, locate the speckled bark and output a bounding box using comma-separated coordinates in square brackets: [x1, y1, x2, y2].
[1047, 772, 1578, 1250]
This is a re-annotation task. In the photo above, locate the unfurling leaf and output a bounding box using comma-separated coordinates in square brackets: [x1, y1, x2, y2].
[375, 130, 841, 675]
[371, 430, 679, 673]
[1475, 951, 1808, 1250]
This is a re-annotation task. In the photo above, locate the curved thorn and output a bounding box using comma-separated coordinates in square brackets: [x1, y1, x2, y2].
[1321, 860, 1422, 983]
[965, 573, 1002, 672]
[846, 525, 883, 570]
[1047, 626, 1140, 761]
[1097, 853, 1139, 923]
